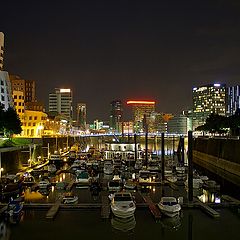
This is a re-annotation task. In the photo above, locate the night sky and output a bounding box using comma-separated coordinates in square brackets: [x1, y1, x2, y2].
[1, 0, 240, 122]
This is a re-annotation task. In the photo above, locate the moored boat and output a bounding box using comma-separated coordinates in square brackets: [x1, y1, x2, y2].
[110, 192, 136, 218]
[158, 196, 181, 217]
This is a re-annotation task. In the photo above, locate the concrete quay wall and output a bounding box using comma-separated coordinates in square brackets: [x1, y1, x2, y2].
[193, 150, 240, 178]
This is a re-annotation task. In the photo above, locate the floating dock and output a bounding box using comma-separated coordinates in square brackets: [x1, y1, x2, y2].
[195, 198, 220, 218]
[46, 197, 62, 219]
[141, 195, 161, 220]
[101, 193, 110, 219]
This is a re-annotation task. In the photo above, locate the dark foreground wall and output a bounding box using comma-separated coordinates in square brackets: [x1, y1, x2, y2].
[193, 137, 240, 181]
[193, 137, 240, 165]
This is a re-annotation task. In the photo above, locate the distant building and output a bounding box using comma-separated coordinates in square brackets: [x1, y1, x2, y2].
[0, 32, 4, 70]
[0, 71, 13, 110]
[167, 114, 192, 135]
[12, 90, 25, 118]
[122, 121, 134, 134]
[25, 101, 44, 112]
[127, 100, 155, 132]
[109, 100, 122, 133]
[227, 85, 240, 116]
[192, 83, 226, 130]
[76, 103, 86, 130]
[10, 75, 36, 103]
[21, 110, 47, 137]
[48, 88, 73, 120]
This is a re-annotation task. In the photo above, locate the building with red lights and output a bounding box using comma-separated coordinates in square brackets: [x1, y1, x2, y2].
[127, 100, 155, 132]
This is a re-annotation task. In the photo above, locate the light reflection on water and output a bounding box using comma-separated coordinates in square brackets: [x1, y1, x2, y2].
[3, 208, 240, 240]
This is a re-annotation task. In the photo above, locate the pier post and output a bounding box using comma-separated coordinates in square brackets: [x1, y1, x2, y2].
[161, 132, 165, 181]
[145, 131, 148, 166]
[134, 134, 137, 161]
[180, 136, 185, 165]
[188, 131, 193, 202]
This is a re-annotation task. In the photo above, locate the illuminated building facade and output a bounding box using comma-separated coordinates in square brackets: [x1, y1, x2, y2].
[76, 103, 86, 130]
[10, 75, 36, 103]
[0, 32, 4, 70]
[192, 83, 226, 129]
[227, 85, 240, 116]
[21, 110, 47, 137]
[127, 100, 155, 132]
[48, 88, 73, 120]
[167, 114, 192, 135]
[109, 100, 122, 133]
[0, 71, 13, 110]
[13, 90, 25, 118]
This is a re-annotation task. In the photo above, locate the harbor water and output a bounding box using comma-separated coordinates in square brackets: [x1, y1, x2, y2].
[2, 207, 240, 240]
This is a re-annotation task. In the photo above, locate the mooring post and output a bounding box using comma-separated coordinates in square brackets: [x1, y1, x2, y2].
[161, 132, 165, 181]
[180, 136, 185, 165]
[134, 134, 137, 161]
[188, 131, 193, 202]
[145, 131, 148, 166]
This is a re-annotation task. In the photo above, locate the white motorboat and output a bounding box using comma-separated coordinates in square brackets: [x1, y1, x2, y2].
[75, 171, 91, 185]
[110, 192, 136, 218]
[62, 193, 78, 204]
[38, 180, 51, 189]
[158, 197, 181, 217]
[108, 175, 122, 192]
[103, 160, 114, 175]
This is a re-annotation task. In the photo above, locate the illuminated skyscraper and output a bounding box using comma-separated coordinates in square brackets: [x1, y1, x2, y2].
[109, 100, 122, 133]
[127, 100, 155, 132]
[227, 85, 240, 116]
[192, 83, 226, 129]
[48, 88, 73, 119]
[0, 32, 4, 70]
[76, 103, 87, 130]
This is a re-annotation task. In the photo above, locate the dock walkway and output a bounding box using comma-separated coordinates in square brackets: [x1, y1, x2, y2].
[101, 192, 110, 219]
[46, 196, 62, 219]
[141, 194, 161, 220]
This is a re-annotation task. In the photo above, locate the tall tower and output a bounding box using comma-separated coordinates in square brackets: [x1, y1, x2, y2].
[76, 103, 87, 130]
[227, 85, 240, 116]
[127, 100, 155, 132]
[48, 88, 73, 119]
[192, 83, 226, 129]
[0, 32, 4, 70]
[10, 75, 36, 103]
[109, 100, 122, 133]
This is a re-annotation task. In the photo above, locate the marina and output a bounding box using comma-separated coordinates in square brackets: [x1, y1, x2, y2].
[0, 137, 240, 240]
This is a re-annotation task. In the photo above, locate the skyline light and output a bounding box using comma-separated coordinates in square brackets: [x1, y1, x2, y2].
[127, 101, 156, 105]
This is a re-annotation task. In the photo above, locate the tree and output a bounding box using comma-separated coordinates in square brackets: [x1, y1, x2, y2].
[196, 113, 228, 134]
[1, 107, 22, 137]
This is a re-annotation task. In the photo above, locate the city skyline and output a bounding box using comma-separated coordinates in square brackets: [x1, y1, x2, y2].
[1, 0, 240, 121]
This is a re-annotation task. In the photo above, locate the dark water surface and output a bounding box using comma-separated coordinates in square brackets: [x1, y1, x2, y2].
[2, 207, 240, 240]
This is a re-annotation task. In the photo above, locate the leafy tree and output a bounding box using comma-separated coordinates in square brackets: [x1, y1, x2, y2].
[196, 113, 228, 134]
[1, 107, 22, 137]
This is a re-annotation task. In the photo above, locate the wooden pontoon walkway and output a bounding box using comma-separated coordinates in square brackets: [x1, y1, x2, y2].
[141, 194, 161, 220]
[101, 193, 110, 219]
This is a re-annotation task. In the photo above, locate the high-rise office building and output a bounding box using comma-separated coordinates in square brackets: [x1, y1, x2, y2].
[127, 100, 155, 132]
[0, 32, 4, 70]
[76, 103, 87, 130]
[227, 85, 240, 116]
[48, 88, 73, 119]
[0, 71, 13, 110]
[192, 83, 226, 129]
[10, 75, 36, 103]
[109, 100, 122, 132]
